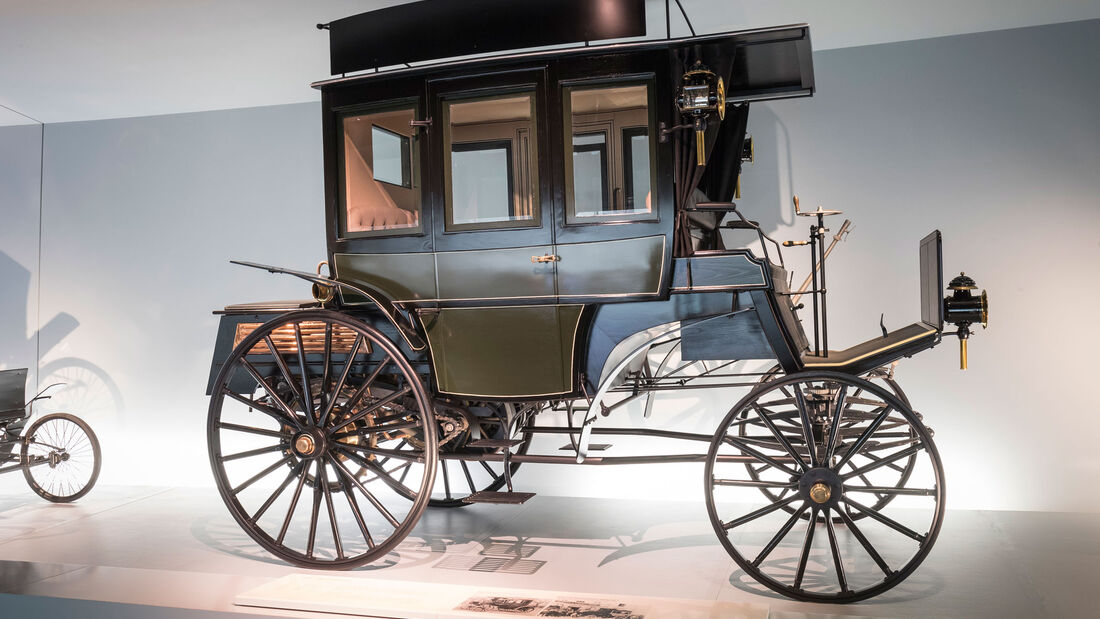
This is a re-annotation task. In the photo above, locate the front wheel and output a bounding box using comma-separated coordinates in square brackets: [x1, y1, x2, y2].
[706, 371, 944, 603]
[22, 413, 102, 502]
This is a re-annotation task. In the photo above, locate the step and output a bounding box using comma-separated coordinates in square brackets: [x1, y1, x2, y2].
[559, 443, 611, 451]
[463, 491, 536, 505]
[466, 438, 525, 449]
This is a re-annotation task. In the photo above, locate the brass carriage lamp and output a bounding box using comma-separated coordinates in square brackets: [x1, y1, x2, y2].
[676, 62, 725, 166]
[944, 272, 989, 369]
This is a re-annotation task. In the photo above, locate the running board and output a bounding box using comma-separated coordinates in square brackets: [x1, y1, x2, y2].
[463, 491, 536, 505]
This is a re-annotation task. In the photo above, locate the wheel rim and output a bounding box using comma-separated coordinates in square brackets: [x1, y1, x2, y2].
[706, 371, 944, 602]
[208, 311, 437, 568]
[23, 414, 101, 501]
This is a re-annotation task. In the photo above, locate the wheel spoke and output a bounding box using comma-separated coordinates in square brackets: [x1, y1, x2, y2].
[218, 422, 289, 439]
[721, 435, 800, 477]
[723, 494, 800, 530]
[329, 387, 412, 434]
[276, 461, 310, 544]
[460, 461, 477, 493]
[712, 478, 798, 490]
[321, 323, 333, 386]
[824, 386, 847, 462]
[835, 505, 892, 576]
[339, 355, 393, 417]
[319, 463, 344, 560]
[232, 455, 294, 496]
[845, 485, 936, 496]
[792, 387, 818, 468]
[792, 509, 817, 589]
[844, 498, 925, 542]
[306, 461, 323, 558]
[750, 403, 807, 471]
[752, 504, 808, 567]
[841, 444, 923, 481]
[293, 323, 315, 426]
[440, 460, 452, 499]
[263, 335, 306, 411]
[221, 443, 286, 463]
[251, 461, 304, 523]
[824, 510, 849, 592]
[340, 471, 375, 548]
[331, 457, 401, 528]
[319, 335, 364, 428]
[834, 405, 892, 470]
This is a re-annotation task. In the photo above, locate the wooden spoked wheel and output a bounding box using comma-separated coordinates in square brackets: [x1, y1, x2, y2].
[207, 310, 437, 569]
[706, 371, 944, 602]
[740, 367, 918, 521]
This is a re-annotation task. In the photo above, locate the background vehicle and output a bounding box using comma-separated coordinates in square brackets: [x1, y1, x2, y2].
[205, 0, 987, 602]
[0, 368, 102, 502]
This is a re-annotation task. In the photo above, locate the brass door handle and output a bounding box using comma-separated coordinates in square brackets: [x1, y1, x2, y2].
[530, 254, 561, 263]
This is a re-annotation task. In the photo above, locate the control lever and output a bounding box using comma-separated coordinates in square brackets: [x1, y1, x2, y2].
[880, 313, 888, 338]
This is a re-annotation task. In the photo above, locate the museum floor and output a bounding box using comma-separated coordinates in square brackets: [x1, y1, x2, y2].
[0, 481, 1095, 618]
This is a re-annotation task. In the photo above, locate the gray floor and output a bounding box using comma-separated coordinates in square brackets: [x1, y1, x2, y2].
[0, 479, 1095, 618]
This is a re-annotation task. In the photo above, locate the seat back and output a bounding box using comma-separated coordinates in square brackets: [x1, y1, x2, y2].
[0, 368, 28, 419]
[919, 230, 944, 330]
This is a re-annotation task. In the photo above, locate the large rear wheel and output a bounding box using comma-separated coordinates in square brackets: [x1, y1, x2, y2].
[207, 310, 437, 569]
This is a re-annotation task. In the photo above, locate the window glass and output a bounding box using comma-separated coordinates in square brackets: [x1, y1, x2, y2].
[572, 132, 609, 211]
[565, 83, 655, 222]
[340, 105, 420, 236]
[444, 93, 538, 231]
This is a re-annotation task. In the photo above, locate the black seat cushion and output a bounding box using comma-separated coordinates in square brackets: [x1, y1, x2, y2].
[802, 322, 938, 375]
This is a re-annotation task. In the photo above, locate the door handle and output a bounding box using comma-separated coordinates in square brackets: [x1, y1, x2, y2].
[530, 254, 561, 263]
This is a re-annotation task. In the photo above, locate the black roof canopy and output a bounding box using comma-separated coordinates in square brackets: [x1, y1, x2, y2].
[327, 0, 647, 75]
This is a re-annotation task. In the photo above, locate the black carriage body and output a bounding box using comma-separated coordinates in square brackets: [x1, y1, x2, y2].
[315, 26, 816, 400]
[206, 21, 950, 400]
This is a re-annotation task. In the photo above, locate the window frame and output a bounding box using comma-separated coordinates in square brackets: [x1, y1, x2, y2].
[370, 124, 413, 189]
[441, 90, 542, 233]
[335, 99, 425, 240]
[620, 125, 649, 212]
[571, 131, 610, 212]
[561, 78, 659, 226]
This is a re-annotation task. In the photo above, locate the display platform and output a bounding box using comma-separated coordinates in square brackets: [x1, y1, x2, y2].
[0, 481, 1095, 618]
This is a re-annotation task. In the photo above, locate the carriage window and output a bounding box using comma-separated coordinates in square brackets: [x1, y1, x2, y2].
[564, 83, 656, 223]
[573, 132, 609, 211]
[339, 105, 421, 237]
[444, 93, 539, 231]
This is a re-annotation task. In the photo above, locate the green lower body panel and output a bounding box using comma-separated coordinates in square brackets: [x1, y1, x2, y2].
[424, 305, 583, 397]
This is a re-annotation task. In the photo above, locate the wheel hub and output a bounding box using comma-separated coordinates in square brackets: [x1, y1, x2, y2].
[293, 428, 327, 459]
[799, 467, 842, 509]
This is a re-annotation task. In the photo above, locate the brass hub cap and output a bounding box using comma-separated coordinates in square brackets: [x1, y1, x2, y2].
[294, 434, 316, 456]
[799, 467, 842, 509]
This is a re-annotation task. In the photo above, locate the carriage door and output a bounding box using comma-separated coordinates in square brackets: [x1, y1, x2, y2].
[424, 70, 572, 398]
[553, 74, 671, 303]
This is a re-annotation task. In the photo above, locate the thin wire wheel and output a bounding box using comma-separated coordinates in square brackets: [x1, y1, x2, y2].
[207, 310, 437, 569]
[706, 371, 944, 602]
[22, 412, 102, 503]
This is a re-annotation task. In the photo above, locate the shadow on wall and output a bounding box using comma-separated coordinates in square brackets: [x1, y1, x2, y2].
[0, 251, 124, 422]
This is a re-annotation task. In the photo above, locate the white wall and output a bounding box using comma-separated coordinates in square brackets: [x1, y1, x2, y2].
[3, 20, 1098, 512]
